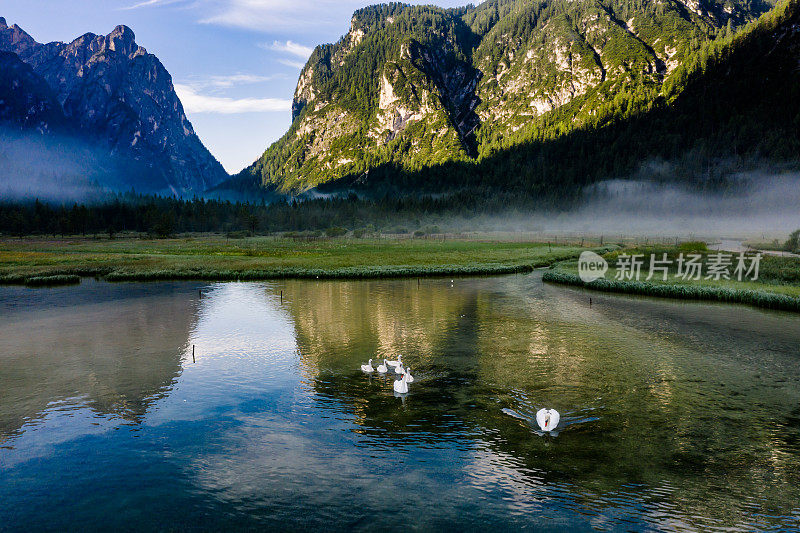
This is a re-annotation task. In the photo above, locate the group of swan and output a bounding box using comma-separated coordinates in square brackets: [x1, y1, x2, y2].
[362, 357, 558, 429]
[360, 355, 414, 394]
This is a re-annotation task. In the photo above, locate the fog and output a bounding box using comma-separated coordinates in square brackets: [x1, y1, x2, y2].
[0, 129, 115, 202]
[1, 127, 798, 241]
[424, 173, 800, 241]
[555, 173, 800, 238]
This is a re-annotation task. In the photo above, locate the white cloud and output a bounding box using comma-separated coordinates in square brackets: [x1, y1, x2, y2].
[175, 84, 290, 114]
[277, 58, 305, 70]
[122, 0, 186, 10]
[266, 40, 313, 58]
[198, 0, 364, 32]
[124, 0, 474, 32]
[186, 73, 282, 90]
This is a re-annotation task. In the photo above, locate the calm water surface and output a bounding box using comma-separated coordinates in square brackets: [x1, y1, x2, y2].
[1, 274, 799, 531]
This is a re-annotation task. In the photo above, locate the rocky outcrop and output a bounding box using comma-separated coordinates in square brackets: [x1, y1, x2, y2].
[241, 0, 773, 192]
[0, 51, 65, 132]
[0, 18, 227, 194]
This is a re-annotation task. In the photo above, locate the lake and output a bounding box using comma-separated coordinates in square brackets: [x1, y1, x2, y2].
[1, 274, 799, 531]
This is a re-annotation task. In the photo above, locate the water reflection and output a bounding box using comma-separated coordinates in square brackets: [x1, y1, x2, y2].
[0, 281, 197, 441]
[0, 275, 798, 530]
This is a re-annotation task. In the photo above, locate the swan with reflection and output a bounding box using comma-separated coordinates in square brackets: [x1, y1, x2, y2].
[387, 355, 402, 367]
[393, 372, 410, 394]
[377, 359, 388, 373]
[536, 408, 560, 432]
[404, 367, 414, 383]
[360, 359, 374, 373]
[394, 363, 405, 375]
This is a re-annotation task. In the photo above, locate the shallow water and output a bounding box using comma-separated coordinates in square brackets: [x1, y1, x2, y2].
[1, 274, 799, 531]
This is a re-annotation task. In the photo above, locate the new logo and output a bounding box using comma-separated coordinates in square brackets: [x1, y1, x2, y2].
[578, 251, 608, 283]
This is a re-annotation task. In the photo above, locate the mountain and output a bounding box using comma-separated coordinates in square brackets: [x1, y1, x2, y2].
[0, 18, 227, 195]
[0, 51, 66, 131]
[240, 0, 781, 194]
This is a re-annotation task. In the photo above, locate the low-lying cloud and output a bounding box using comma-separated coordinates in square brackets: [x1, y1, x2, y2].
[174, 83, 291, 114]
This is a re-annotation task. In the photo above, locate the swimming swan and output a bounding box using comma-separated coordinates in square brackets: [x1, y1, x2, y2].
[536, 408, 560, 432]
[360, 359, 374, 373]
[394, 363, 404, 375]
[404, 367, 414, 383]
[377, 359, 388, 373]
[393, 373, 410, 394]
[387, 355, 402, 367]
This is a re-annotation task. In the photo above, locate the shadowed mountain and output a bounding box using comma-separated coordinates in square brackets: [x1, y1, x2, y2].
[0, 18, 228, 196]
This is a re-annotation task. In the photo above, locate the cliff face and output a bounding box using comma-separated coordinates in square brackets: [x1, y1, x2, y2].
[0, 18, 227, 195]
[242, 0, 775, 193]
[0, 51, 66, 131]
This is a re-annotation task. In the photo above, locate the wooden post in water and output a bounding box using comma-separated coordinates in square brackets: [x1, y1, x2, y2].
[280, 290, 283, 303]
[192, 345, 195, 363]
[590, 298, 592, 307]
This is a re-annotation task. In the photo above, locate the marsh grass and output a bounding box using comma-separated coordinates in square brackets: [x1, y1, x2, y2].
[23, 274, 81, 287]
[0, 235, 592, 284]
[545, 249, 800, 312]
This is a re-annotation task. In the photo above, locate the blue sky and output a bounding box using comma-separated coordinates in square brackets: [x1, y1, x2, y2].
[1, 0, 471, 173]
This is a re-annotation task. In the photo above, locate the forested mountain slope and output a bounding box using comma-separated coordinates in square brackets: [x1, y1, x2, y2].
[240, 0, 781, 194]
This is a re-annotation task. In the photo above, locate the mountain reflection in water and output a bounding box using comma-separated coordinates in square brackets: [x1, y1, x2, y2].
[0, 275, 798, 531]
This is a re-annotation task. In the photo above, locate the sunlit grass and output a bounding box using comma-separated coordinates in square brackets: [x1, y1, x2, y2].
[545, 250, 800, 311]
[0, 235, 592, 283]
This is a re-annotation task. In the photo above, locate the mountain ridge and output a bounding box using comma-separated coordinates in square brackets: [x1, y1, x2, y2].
[239, 0, 781, 194]
[0, 18, 228, 195]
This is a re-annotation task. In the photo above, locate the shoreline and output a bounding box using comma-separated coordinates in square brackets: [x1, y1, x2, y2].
[2, 263, 540, 286]
[542, 270, 800, 312]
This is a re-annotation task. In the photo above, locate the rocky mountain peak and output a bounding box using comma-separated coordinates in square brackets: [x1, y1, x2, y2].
[0, 18, 39, 57]
[107, 25, 141, 57]
[0, 19, 227, 194]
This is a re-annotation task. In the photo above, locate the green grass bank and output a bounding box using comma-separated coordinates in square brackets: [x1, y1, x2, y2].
[0, 235, 593, 285]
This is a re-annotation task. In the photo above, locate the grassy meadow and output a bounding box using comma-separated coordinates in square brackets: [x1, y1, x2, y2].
[545, 245, 800, 311]
[0, 234, 591, 285]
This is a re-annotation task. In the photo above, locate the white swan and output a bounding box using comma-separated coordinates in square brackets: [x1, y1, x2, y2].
[404, 367, 414, 383]
[377, 359, 388, 373]
[394, 363, 404, 375]
[393, 372, 409, 394]
[360, 359, 374, 373]
[386, 355, 402, 367]
[536, 408, 560, 432]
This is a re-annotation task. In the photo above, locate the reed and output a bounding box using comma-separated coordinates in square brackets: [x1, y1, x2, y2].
[23, 274, 81, 287]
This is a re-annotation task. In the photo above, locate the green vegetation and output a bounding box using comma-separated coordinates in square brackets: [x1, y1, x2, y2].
[22, 274, 81, 287]
[544, 246, 800, 311]
[238, 0, 790, 196]
[785, 229, 800, 254]
[0, 195, 570, 238]
[0, 235, 589, 284]
[543, 270, 800, 311]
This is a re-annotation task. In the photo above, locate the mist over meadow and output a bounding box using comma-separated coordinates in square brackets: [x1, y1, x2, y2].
[2, 126, 798, 241]
[554, 173, 800, 238]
